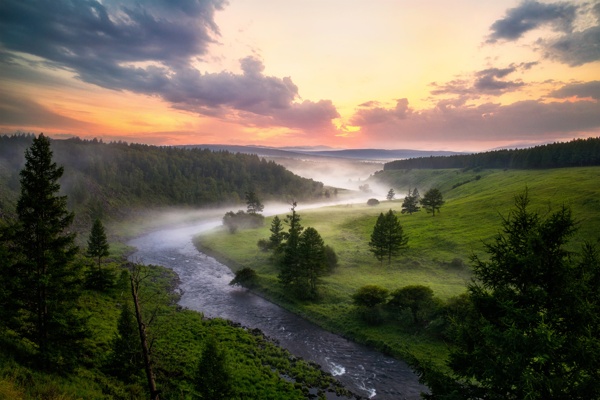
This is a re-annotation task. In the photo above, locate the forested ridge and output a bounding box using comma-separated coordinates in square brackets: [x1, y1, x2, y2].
[384, 137, 600, 170]
[0, 134, 324, 220]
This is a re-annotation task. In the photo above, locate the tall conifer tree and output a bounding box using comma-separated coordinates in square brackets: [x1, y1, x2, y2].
[12, 133, 88, 368]
[87, 218, 110, 268]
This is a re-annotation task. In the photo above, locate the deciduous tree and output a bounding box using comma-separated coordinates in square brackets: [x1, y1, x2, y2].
[420, 188, 445, 216]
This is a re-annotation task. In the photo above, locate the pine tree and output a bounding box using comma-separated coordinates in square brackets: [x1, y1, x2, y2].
[108, 302, 143, 380]
[298, 227, 327, 298]
[401, 188, 421, 215]
[12, 133, 88, 368]
[245, 190, 264, 214]
[422, 191, 600, 399]
[87, 218, 110, 268]
[268, 215, 284, 251]
[368, 209, 409, 266]
[196, 335, 233, 399]
[278, 202, 303, 291]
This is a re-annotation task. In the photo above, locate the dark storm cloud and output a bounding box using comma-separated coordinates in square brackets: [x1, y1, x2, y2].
[487, 0, 577, 42]
[488, 1, 600, 66]
[550, 81, 600, 100]
[0, 0, 340, 130]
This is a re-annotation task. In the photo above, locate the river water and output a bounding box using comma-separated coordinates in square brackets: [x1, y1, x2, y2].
[128, 218, 428, 399]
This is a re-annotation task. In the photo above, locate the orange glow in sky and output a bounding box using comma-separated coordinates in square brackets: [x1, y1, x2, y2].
[1, 0, 599, 151]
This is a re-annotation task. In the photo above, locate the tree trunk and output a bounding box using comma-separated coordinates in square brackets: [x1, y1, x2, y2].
[130, 275, 160, 400]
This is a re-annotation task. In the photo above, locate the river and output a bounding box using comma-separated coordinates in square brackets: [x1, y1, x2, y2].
[128, 217, 428, 399]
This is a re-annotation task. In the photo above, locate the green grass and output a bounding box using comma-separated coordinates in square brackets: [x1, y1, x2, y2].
[195, 167, 600, 368]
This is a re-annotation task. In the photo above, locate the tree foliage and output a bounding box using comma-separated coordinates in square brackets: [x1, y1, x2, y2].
[422, 190, 600, 399]
[195, 335, 233, 400]
[384, 137, 600, 170]
[87, 218, 110, 266]
[3, 133, 88, 369]
[245, 190, 264, 214]
[401, 187, 421, 215]
[368, 209, 409, 265]
[388, 285, 437, 325]
[386, 188, 395, 201]
[0, 134, 325, 220]
[277, 203, 332, 299]
[222, 210, 264, 233]
[420, 188, 445, 216]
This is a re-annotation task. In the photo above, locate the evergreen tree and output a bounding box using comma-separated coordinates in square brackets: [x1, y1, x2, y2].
[420, 188, 445, 216]
[268, 215, 284, 251]
[368, 209, 409, 266]
[298, 227, 327, 298]
[108, 302, 143, 381]
[423, 191, 600, 399]
[196, 335, 233, 400]
[245, 190, 264, 214]
[11, 133, 88, 368]
[87, 218, 110, 268]
[401, 188, 421, 215]
[386, 188, 395, 201]
[278, 202, 303, 290]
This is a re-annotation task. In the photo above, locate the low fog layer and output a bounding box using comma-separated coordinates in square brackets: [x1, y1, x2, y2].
[267, 156, 392, 198]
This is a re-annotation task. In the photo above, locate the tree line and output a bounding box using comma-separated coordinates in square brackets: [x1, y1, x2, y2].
[0, 134, 325, 222]
[384, 137, 600, 170]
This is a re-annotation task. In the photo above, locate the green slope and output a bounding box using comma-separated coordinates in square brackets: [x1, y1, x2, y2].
[196, 167, 600, 367]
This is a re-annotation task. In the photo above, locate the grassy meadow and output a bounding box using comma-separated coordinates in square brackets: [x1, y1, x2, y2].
[195, 167, 600, 367]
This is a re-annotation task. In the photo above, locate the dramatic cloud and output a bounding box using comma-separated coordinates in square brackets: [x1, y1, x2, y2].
[0, 93, 95, 130]
[430, 63, 535, 98]
[351, 97, 600, 146]
[488, 0, 577, 42]
[488, 0, 600, 66]
[0, 0, 340, 132]
[550, 81, 600, 100]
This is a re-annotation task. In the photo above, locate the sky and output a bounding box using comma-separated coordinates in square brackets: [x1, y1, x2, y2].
[1, 0, 599, 152]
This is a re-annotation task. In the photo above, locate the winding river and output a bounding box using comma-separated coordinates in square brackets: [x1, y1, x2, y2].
[128, 217, 428, 399]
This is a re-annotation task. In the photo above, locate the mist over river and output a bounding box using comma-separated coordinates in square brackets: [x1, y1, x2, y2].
[128, 215, 428, 399]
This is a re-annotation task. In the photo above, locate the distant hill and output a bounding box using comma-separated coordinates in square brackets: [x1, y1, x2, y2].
[384, 137, 600, 170]
[0, 135, 325, 225]
[180, 144, 464, 161]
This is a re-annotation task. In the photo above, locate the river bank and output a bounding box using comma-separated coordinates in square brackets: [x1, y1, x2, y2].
[129, 220, 428, 399]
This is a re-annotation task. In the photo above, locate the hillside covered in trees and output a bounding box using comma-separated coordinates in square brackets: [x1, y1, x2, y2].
[0, 134, 324, 221]
[384, 137, 600, 170]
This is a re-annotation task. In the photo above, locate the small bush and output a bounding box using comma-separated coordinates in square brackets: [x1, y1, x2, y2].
[230, 267, 258, 288]
[367, 198, 379, 206]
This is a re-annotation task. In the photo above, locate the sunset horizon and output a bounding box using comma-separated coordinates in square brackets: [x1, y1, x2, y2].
[1, 0, 599, 152]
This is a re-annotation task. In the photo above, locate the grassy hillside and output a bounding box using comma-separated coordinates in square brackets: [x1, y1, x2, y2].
[195, 167, 600, 368]
[0, 261, 355, 399]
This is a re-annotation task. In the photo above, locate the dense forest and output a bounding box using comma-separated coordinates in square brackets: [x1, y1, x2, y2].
[384, 137, 600, 170]
[0, 134, 324, 222]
